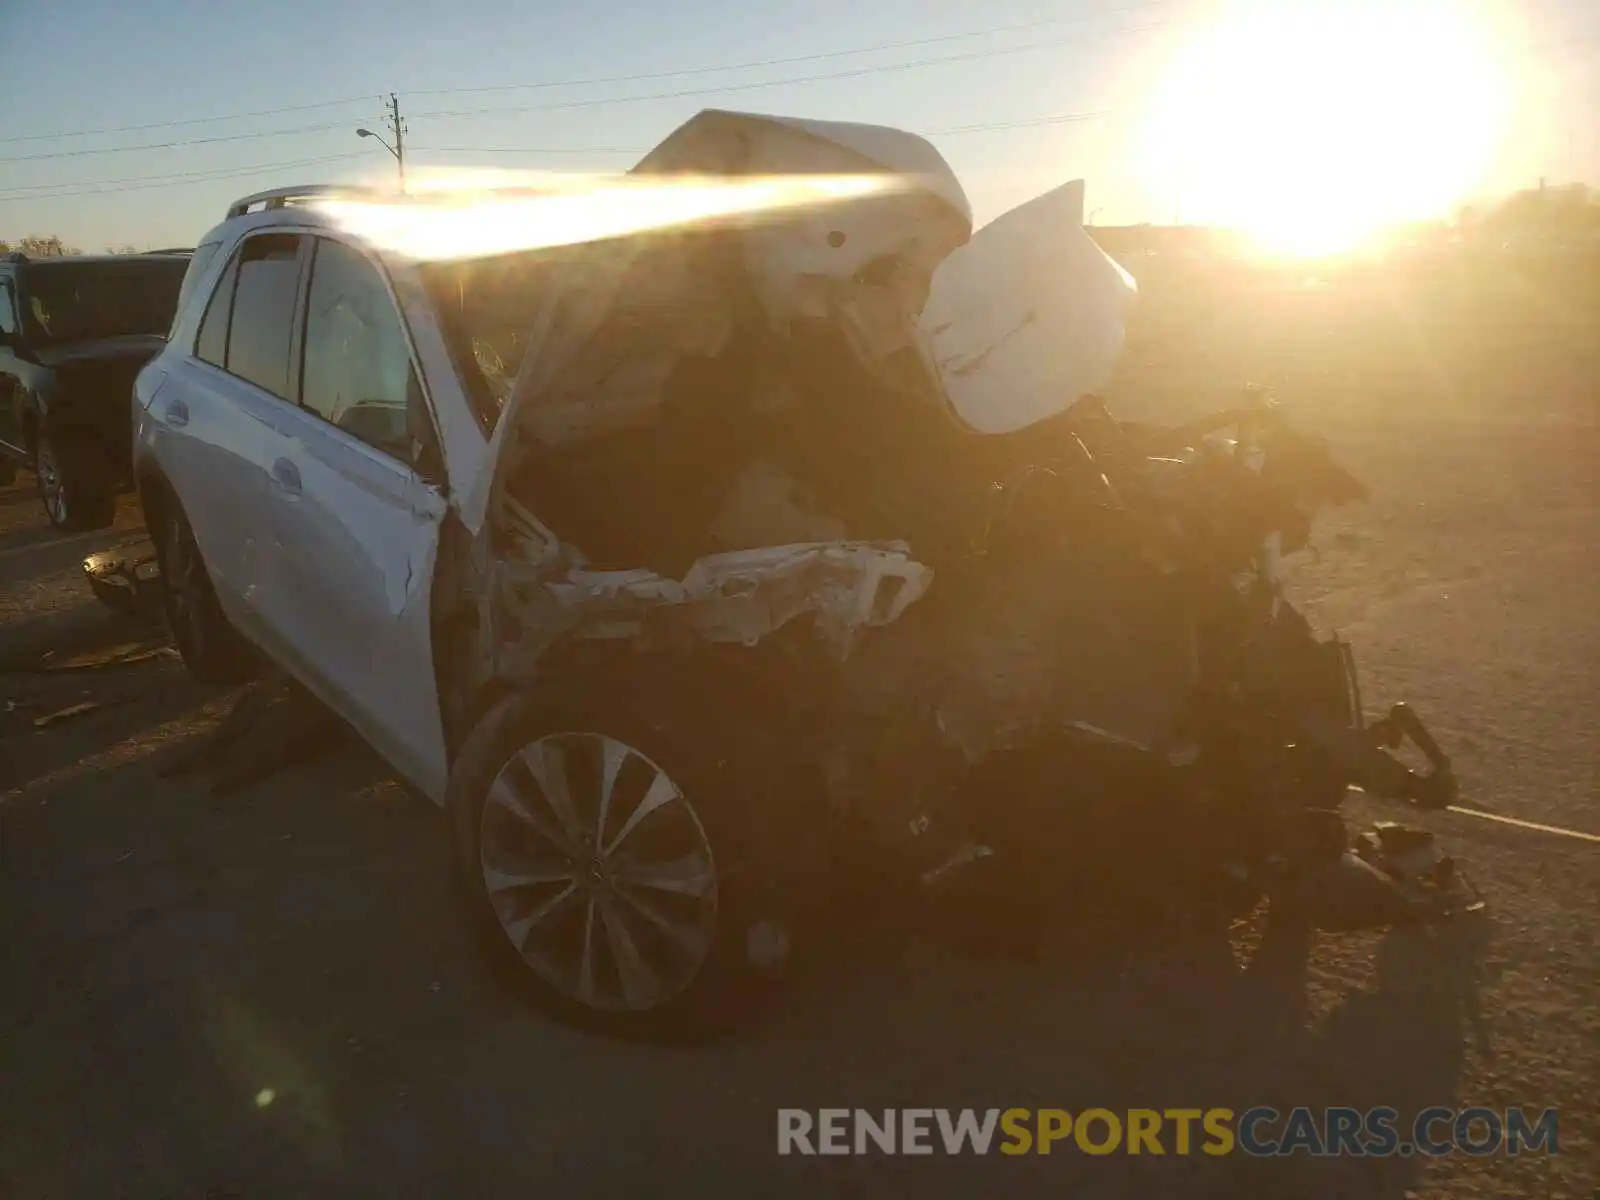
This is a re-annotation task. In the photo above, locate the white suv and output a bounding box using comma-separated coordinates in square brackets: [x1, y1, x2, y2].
[134, 108, 1135, 1037]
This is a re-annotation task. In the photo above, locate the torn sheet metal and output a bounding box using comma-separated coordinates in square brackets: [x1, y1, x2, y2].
[920, 178, 1138, 435]
[491, 539, 933, 672]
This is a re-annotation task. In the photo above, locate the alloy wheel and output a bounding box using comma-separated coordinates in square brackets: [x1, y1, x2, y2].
[479, 731, 720, 1014]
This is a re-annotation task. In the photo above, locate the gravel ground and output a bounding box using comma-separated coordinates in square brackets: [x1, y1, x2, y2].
[1, 260, 1595, 1198]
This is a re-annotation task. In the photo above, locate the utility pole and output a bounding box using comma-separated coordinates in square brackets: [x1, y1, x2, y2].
[388, 94, 406, 192]
[386, 93, 407, 193]
[356, 94, 407, 191]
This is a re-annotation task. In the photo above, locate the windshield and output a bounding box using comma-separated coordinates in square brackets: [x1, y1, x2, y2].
[20, 258, 189, 343]
[422, 249, 556, 432]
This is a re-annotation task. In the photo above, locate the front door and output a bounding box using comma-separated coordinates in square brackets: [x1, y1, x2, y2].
[261, 235, 450, 800]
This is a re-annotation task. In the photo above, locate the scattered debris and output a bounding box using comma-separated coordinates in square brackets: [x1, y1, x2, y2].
[35, 642, 176, 673]
[83, 541, 162, 617]
[33, 700, 110, 728]
[159, 668, 346, 795]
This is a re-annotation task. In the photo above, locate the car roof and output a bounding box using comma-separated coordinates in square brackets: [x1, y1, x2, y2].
[197, 197, 384, 259]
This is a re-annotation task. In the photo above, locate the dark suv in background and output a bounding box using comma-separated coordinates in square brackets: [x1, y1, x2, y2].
[0, 249, 192, 529]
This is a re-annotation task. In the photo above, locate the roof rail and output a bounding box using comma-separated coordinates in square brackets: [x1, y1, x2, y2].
[225, 184, 386, 219]
[145, 247, 195, 256]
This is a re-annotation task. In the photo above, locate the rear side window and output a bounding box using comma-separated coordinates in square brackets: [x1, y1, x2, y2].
[171, 240, 223, 337]
[224, 234, 303, 400]
[0, 278, 17, 336]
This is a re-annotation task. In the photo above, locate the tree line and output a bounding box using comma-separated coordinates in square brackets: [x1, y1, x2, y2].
[0, 235, 140, 256]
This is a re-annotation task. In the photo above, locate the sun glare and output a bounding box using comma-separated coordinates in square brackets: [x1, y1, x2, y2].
[313, 172, 903, 262]
[1142, 0, 1508, 256]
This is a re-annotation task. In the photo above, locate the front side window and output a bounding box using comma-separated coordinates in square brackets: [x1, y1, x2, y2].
[300, 238, 419, 461]
[224, 234, 303, 400]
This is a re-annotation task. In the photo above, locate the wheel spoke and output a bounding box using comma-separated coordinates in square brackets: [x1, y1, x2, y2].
[519, 740, 586, 846]
[499, 881, 580, 950]
[481, 860, 574, 893]
[614, 884, 712, 960]
[591, 735, 630, 852]
[596, 895, 660, 1010]
[575, 898, 599, 1006]
[611, 852, 716, 899]
[487, 775, 570, 853]
[603, 768, 679, 856]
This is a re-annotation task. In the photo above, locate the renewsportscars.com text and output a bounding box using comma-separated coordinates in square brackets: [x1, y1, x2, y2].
[777, 1107, 1561, 1158]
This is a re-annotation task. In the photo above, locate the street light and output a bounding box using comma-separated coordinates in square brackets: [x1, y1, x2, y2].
[356, 127, 405, 190]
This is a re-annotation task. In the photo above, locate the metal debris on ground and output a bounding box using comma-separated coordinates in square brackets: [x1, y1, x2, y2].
[35, 642, 177, 673]
[159, 668, 346, 795]
[82, 541, 162, 617]
[32, 699, 115, 728]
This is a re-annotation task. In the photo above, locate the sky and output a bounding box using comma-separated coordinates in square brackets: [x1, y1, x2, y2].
[2, 0, 1597, 251]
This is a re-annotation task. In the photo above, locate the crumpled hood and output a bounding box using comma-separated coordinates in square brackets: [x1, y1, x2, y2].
[466, 111, 1136, 531]
[463, 108, 975, 532]
[920, 180, 1138, 434]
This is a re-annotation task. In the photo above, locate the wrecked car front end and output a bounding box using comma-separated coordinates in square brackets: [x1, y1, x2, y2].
[418, 108, 1474, 1031]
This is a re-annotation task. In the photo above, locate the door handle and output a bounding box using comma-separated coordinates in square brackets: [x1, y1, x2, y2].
[165, 398, 189, 428]
[270, 458, 301, 496]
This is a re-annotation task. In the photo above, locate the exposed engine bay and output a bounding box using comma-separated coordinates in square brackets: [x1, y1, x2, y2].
[461, 111, 1145, 736]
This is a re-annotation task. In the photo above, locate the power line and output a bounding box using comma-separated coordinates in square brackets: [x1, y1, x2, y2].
[0, 95, 383, 146]
[0, 119, 361, 165]
[402, 1, 1173, 99]
[409, 22, 1164, 124]
[0, 152, 372, 197]
[403, 18, 1600, 124]
[6, 12, 1594, 163]
[0, 153, 369, 203]
[0, 1, 1171, 147]
[0, 108, 1116, 204]
[0, 17, 1163, 166]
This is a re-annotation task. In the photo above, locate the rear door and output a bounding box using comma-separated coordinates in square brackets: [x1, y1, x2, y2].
[150, 232, 308, 633]
[258, 235, 450, 799]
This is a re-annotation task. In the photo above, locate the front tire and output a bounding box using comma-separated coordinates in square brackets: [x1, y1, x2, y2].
[153, 497, 255, 684]
[35, 428, 116, 531]
[450, 683, 791, 1041]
